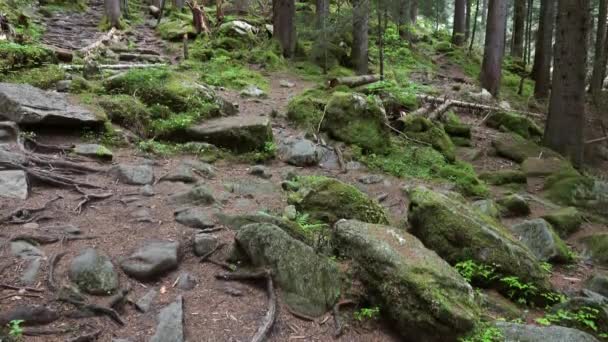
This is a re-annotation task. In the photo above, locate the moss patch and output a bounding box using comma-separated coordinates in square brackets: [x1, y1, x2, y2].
[0, 42, 56, 72]
[97, 95, 153, 137]
[479, 169, 527, 186]
[399, 115, 455, 162]
[438, 162, 489, 198]
[287, 87, 331, 132]
[542, 207, 583, 238]
[486, 111, 543, 139]
[0, 64, 65, 89]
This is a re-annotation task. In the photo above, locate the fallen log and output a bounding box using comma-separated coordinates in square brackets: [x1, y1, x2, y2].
[416, 94, 544, 119]
[79, 28, 119, 55]
[329, 74, 381, 88]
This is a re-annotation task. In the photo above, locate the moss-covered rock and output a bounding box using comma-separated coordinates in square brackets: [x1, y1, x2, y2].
[400, 116, 455, 161]
[492, 133, 558, 163]
[496, 194, 531, 217]
[69, 248, 118, 295]
[235, 223, 341, 317]
[97, 95, 153, 137]
[580, 234, 608, 266]
[288, 176, 389, 225]
[334, 219, 479, 341]
[472, 199, 500, 219]
[510, 219, 572, 263]
[0, 65, 66, 89]
[0, 42, 56, 72]
[522, 157, 575, 177]
[486, 111, 543, 139]
[479, 169, 527, 186]
[542, 207, 583, 238]
[322, 92, 390, 153]
[549, 296, 608, 338]
[286, 88, 329, 131]
[407, 186, 550, 291]
[452, 136, 472, 147]
[444, 122, 472, 139]
[157, 13, 197, 40]
[544, 171, 608, 217]
[438, 162, 489, 197]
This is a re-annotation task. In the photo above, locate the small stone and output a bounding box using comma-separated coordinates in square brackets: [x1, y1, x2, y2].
[121, 241, 180, 281]
[131, 208, 154, 223]
[496, 194, 530, 217]
[109, 164, 154, 185]
[278, 137, 323, 166]
[0, 170, 29, 199]
[73, 144, 113, 160]
[150, 296, 184, 342]
[220, 285, 243, 297]
[240, 85, 267, 98]
[141, 184, 156, 197]
[175, 207, 214, 229]
[22, 222, 39, 229]
[69, 248, 119, 295]
[11, 240, 43, 259]
[280, 80, 296, 88]
[249, 165, 272, 179]
[175, 272, 197, 290]
[56, 80, 72, 92]
[357, 174, 384, 185]
[135, 288, 158, 313]
[193, 233, 218, 256]
[168, 185, 215, 206]
[283, 205, 297, 220]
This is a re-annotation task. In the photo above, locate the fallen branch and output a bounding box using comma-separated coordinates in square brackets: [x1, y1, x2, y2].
[329, 75, 381, 88]
[74, 186, 113, 214]
[383, 122, 432, 147]
[23, 327, 77, 336]
[416, 94, 544, 119]
[585, 136, 608, 144]
[0, 283, 44, 293]
[215, 270, 268, 281]
[427, 99, 453, 121]
[60, 63, 167, 71]
[80, 27, 118, 55]
[0, 293, 43, 301]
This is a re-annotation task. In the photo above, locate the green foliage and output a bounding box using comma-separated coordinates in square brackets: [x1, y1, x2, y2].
[459, 323, 503, 342]
[97, 95, 153, 137]
[0, 42, 55, 72]
[540, 262, 553, 274]
[8, 320, 23, 339]
[536, 307, 603, 333]
[0, 64, 65, 89]
[353, 307, 380, 321]
[157, 11, 195, 40]
[499, 276, 538, 305]
[137, 140, 223, 162]
[196, 55, 269, 91]
[294, 212, 328, 233]
[438, 162, 489, 198]
[286, 87, 331, 132]
[455, 260, 498, 283]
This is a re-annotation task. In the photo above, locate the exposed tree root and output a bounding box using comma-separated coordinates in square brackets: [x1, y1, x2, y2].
[23, 327, 77, 336]
[74, 186, 113, 214]
[47, 252, 66, 292]
[1, 196, 62, 224]
[0, 283, 44, 293]
[23, 137, 73, 154]
[332, 299, 355, 338]
[62, 295, 126, 326]
[107, 288, 130, 311]
[67, 329, 101, 342]
[199, 242, 226, 263]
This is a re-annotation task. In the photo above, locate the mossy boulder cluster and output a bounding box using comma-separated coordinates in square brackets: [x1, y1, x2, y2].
[407, 186, 550, 291]
[485, 111, 543, 139]
[580, 234, 608, 266]
[287, 176, 389, 225]
[0, 42, 56, 72]
[334, 219, 480, 340]
[492, 133, 558, 163]
[543, 170, 608, 217]
[400, 115, 456, 162]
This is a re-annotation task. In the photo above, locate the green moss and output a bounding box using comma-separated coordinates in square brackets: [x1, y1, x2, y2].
[0, 42, 55, 72]
[69, 76, 102, 94]
[438, 162, 489, 198]
[0, 64, 65, 89]
[400, 115, 455, 161]
[492, 133, 557, 163]
[196, 55, 269, 90]
[542, 207, 583, 238]
[157, 12, 196, 40]
[485, 111, 543, 139]
[496, 194, 531, 217]
[97, 95, 153, 137]
[452, 137, 472, 147]
[288, 175, 389, 225]
[580, 234, 608, 266]
[286, 87, 329, 131]
[479, 169, 527, 186]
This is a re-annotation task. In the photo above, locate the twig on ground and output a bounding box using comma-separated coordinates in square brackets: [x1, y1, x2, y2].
[23, 327, 77, 336]
[1, 196, 62, 224]
[0, 293, 43, 301]
[0, 283, 44, 293]
[383, 122, 432, 146]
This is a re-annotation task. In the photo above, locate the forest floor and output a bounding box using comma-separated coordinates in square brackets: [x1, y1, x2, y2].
[1, 1, 608, 341]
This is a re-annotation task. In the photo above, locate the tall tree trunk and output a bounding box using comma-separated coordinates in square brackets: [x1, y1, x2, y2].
[173, 0, 185, 10]
[465, 0, 472, 42]
[378, 0, 385, 79]
[397, 0, 411, 39]
[524, 0, 534, 64]
[105, 0, 122, 28]
[480, 0, 508, 96]
[351, 0, 369, 74]
[410, 0, 418, 23]
[315, 0, 329, 29]
[590, 0, 608, 103]
[532, 0, 555, 98]
[511, 0, 526, 58]
[481, 0, 488, 26]
[273, 0, 296, 58]
[545, 0, 590, 167]
[469, 0, 481, 52]
[452, 0, 467, 45]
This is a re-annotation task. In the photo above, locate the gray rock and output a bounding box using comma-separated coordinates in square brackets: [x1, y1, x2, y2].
[151, 296, 184, 342]
[497, 193, 531, 217]
[279, 80, 295, 88]
[121, 241, 180, 281]
[135, 288, 158, 313]
[345, 161, 363, 170]
[21, 258, 42, 286]
[249, 165, 272, 179]
[0, 170, 28, 199]
[141, 184, 156, 197]
[278, 137, 323, 166]
[496, 322, 599, 342]
[69, 249, 118, 295]
[56, 80, 71, 92]
[235, 223, 341, 317]
[283, 205, 297, 220]
[131, 208, 154, 223]
[183, 115, 273, 153]
[161, 160, 216, 183]
[44, 224, 81, 235]
[72, 144, 113, 160]
[10, 241, 43, 286]
[224, 179, 277, 196]
[218, 20, 258, 37]
[472, 199, 500, 219]
[0, 83, 102, 126]
[109, 164, 154, 185]
[585, 274, 608, 299]
[0, 121, 19, 143]
[240, 85, 266, 98]
[510, 219, 572, 263]
[175, 272, 197, 290]
[357, 174, 384, 185]
[193, 233, 218, 256]
[175, 207, 214, 229]
[168, 185, 215, 206]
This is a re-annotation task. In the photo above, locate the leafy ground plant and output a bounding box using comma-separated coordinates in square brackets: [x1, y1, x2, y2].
[353, 307, 380, 321]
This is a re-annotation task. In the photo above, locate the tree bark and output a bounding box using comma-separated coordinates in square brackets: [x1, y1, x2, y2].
[273, 0, 296, 58]
[590, 0, 608, 103]
[105, 0, 122, 28]
[480, 0, 508, 97]
[397, 0, 411, 39]
[545, 0, 590, 167]
[173, 0, 185, 10]
[315, 0, 329, 30]
[532, 0, 555, 98]
[469, 0, 481, 53]
[410, 0, 418, 23]
[465, 0, 472, 41]
[452, 0, 467, 45]
[511, 0, 526, 58]
[351, 0, 370, 74]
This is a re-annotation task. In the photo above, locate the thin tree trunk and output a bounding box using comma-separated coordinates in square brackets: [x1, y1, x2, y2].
[511, 0, 526, 58]
[524, 0, 534, 64]
[466, 0, 472, 42]
[315, 0, 329, 29]
[351, 0, 370, 74]
[397, 0, 411, 39]
[480, 0, 508, 97]
[591, 0, 608, 103]
[452, 0, 467, 45]
[378, 1, 385, 80]
[273, 0, 296, 58]
[532, 0, 555, 98]
[410, 0, 418, 23]
[469, 0, 481, 53]
[545, 0, 590, 167]
[105, 0, 122, 28]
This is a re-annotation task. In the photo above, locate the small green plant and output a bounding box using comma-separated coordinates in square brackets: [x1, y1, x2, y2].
[8, 320, 24, 338]
[294, 212, 327, 232]
[499, 276, 538, 305]
[459, 324, 503, 342]
[353, 307, 380, 321]
[540, 262, 553, 274]
[535, 307, 602, 333]
[455, 260, 497, 283]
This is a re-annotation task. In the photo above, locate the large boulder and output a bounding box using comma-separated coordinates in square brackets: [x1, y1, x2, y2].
[485, 111, 543, 139]
[333, 219, 479, 341]
[496, 322, 600, 342]
[542, 207, 583, 237]
[579, 234, 608, 266]
[167, 184, 215, 206]
[120, 241, 181, 281]
[496, 193, 531, 217]
[322, 92, 390, 153]
[407, 186, 550, 290]
[288, 176, 389, 225]
[69, 248, 119, 295]
[522, 157, 573, 177]
[492, 133, 558, 163]
[0, 83, 103, 126]
[510, 219, 572, 263]
[182, 115, 273, 153]
[234, 223, 341, 317]
[544, 171, 608, 217]
[0, 170, 28, 199]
